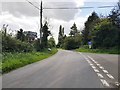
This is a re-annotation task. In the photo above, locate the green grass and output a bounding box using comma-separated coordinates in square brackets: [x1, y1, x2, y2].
[76, 47, 120, 54]
[2, 48, 58, 74]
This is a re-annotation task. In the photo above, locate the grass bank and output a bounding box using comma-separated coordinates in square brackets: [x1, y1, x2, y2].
[76, 47, 119, 54]
[2, 48, 58, 74]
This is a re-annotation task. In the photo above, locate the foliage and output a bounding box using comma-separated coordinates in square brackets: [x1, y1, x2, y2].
[76, 46, 120, 54]
[2, 48, 58, 73]
[92, 18, 119, 49]
[63, 22, 82, 50]
[57, 25, 65, 47]
[109, 2, 120, 28]
[81, 12, 99, 45]
[48, 37, 56, 48]
[69, 23, 78, 36]
[81, 4, 119, 52]
[16, 28, 26, 42]
[41, 21, 51, 48]
[2, 33, 33, 52]
[63, 36, 81, 50]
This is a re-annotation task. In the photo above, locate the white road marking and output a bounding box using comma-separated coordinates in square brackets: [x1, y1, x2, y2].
[79, 52, 82, 54]
[100, 79, 110, 87]
[88, 61, 92, 64]
[106, 74, 114, 79]
[87, 56, 95, 61]
[90, 64, 94, 66]
[103, 70, 109, 74]
[91, 66, 96, 69]
[97, 73, 104, 78]
[115, 82, 120, 86]
[86, 59, 90, 62]
[87, 60, 91, 63]
[94, 61, 98, 64]
[96, 64, 101, 66]
[85, 57, 88, 60]
[93, 68, 99, 72]
[99, 66, 104, 69]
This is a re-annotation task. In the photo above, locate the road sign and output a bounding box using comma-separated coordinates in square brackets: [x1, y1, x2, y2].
[88, 41, 92, 45]
[88, 41, 92, 49]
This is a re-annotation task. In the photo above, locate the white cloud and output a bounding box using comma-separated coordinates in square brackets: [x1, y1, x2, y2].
[0, 12, 39, 35]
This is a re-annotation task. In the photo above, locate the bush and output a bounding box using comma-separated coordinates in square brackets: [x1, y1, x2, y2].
[2, 34, 33, 52]
[63, 37, 80, 50]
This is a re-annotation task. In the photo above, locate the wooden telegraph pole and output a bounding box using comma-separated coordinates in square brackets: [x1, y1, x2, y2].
[40, 1, 43, 44]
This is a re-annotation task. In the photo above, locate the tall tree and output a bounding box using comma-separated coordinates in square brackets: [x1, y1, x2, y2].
[57, 25, 64, 47]
[109, 2, 120, 27]
[41, 21, 51, 48]
[16, 28, 25, 42]
[69, 23, 78, 36]
[82, 12, 99, 45]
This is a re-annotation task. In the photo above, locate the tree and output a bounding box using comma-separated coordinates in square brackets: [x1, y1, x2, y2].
[57, 25, 65, 47]
[69, 23, 78, 36]
[16, 28, 25, 42]
[109, 2, 120, 27]
[82, 12, 99, 45]
[41, 21, 51, 48]
[48, 37, 56, 48]
[2, 24, 8, 37]
[63, 36, 81, 50]
[92, 17, 119, 49]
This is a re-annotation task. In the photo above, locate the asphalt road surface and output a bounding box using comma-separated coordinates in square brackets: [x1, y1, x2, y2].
[2, 50, 119, 88]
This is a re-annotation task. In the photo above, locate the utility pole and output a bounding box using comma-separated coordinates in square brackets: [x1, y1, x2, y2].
[40, 1, 43, 44]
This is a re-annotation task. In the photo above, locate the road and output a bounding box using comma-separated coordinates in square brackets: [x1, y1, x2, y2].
[2, 50, 119, 88]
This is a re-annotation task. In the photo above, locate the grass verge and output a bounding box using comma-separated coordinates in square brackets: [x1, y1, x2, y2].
[76, 47, 120, 54]
[2, 48, 58, 74]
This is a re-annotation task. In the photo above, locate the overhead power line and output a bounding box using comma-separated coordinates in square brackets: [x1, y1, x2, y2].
[97, 6, 116, 8]
[26, 0, 116, 10]
[43, 7, 94, 9]
[26, 0, 40, 10]
[43, 6, 116, 9]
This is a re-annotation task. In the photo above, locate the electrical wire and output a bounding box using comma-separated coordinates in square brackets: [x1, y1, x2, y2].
[26, 0, 116, 10]
[26, 0, 40, 10]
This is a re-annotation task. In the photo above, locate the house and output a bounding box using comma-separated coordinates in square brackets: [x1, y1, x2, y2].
[24, 31, 37, 42]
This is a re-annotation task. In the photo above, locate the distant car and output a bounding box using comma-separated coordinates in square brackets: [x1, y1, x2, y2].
[48, 48, 51, 51]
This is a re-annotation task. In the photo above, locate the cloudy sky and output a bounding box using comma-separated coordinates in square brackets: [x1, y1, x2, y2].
[0, 0, 118, 43]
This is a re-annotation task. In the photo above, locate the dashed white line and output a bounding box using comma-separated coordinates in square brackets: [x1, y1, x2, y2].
[93, 68, 99, 72]
[88, 61, 92, 64]
[86, 60, 90, 62]
[106, 74, 115, 79]
[90, 64, 94, 66]
[103, 70, 109, 74]
[115, 82, 120, 86]
[96, 64, 101, 66]
[91, 66, 96, 69]
[100, 79, 110, 87]
[97, 73, 104, 78]
[99, 66, 104, 70]
[83, 55, 116, 88]
[87, 56, 95, 61]
[94, 61, 98, 64]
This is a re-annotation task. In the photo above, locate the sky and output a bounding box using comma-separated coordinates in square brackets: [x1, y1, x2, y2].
[0, 0, 119, 43]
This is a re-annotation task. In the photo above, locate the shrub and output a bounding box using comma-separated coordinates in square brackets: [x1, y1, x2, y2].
[63, 37, 80, 50]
